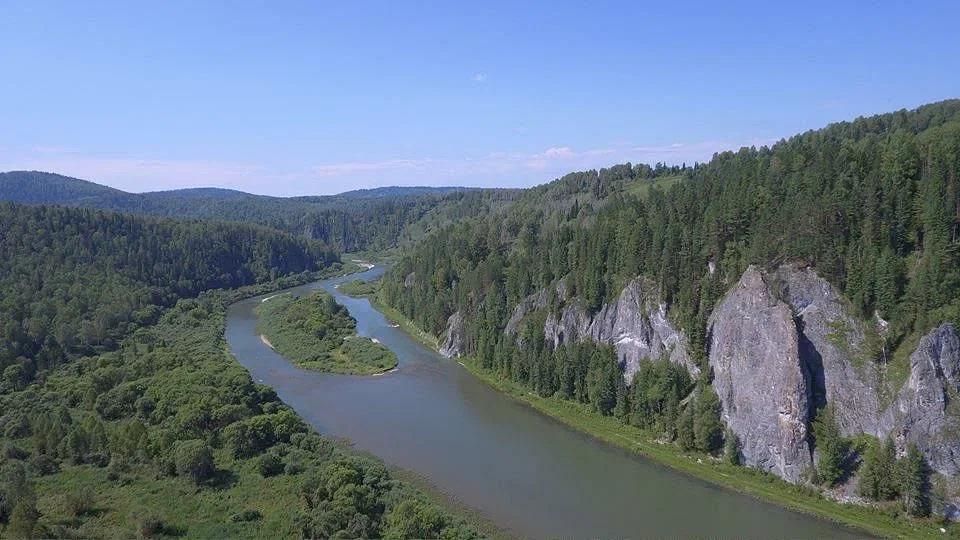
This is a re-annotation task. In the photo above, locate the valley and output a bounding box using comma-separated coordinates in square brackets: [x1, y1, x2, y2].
[226, 267, 866, 538]
[1, 100, 959, 538]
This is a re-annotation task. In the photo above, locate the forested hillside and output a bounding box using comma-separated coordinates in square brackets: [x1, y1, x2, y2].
[385, 100, 960, 362]
[0, 202, 337, 389]
[0, 202, 474, 537]
[0, 172, 518, 252]
[380, 101, 960, 508]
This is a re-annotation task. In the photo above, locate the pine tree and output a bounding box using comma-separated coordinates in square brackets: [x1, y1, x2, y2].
[859, 437, 898, 501]
[693, 385, 723, 454]
[812, 404, 846, 487]
[677, 404, 695, 451]
[723, 428, 740, 466]
[7, 497, 40, 538]
[897, 445, 930, 517]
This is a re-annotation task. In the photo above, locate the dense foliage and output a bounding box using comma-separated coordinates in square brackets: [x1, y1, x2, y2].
[0, 171, 520, 252]
[0, 202, 338, 389]
[0, 283, 473, 537]
[256, 291, 397, 374]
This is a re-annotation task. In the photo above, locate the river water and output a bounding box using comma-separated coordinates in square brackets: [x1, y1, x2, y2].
[225, 267, 864, 539]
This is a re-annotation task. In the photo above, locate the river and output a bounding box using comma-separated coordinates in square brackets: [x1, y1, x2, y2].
[225, 266, 864, 539]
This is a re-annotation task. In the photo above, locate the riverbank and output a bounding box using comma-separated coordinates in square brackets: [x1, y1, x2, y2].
[377, 303, 944, 539]
[371, 295, 440, 350]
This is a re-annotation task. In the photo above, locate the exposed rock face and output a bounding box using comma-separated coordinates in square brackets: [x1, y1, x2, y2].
[772, 265, 883, 438]
[887, 323, 960, 476]
[506, 277, 697, 380]
[711, 263, 960, 485]
[439, 310, 466, 358]
[708, 266, 813, 482]
[504, 281, 563, 336]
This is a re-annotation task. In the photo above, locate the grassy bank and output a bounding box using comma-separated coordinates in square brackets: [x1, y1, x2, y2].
[371, 295, 441, 351]
[377, 302, 950, 539]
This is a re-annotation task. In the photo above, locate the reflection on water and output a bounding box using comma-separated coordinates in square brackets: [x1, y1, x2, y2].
[226, 267, 865, 539]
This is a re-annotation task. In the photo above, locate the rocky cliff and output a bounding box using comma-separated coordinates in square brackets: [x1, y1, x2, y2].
[437, 260, 960, 491]
[504, 276, 697, 380]
[886, 323, 960, 476]
[708, 266, 813, 482]
[709, 264, 960, 484]
[771, 265, 884, 438]
[439, 310, 467, 358]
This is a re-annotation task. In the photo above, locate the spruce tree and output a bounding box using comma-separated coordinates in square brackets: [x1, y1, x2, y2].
[693, 385, 723, 454]
[859, 437, 898, 501]
[677, 404, 695, 451]
[898, 445, 930, 517]
[812, 404, 846, 487]
[723, 428, 740, 466]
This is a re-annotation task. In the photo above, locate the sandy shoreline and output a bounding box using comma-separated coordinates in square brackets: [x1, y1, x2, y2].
[371, 366, 399, 377]
[260, 334, 274, 349]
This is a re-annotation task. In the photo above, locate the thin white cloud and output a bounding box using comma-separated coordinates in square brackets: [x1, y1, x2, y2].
[472, 72, 487, 83]
[0, 138, 776, 196]
[310, 158, 434, 177]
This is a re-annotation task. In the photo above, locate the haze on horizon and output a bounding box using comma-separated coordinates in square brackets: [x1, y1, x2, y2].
[2, 1, 958, 197]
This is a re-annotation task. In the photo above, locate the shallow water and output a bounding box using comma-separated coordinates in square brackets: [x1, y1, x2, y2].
[226, 267, 866, 539]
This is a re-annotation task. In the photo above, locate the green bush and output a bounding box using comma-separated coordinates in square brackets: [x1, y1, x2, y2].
[230, 509, 263, 522]
[256, 453, 284, 477]
[65, 486, 95, 517]
[173, 439, 215, 485]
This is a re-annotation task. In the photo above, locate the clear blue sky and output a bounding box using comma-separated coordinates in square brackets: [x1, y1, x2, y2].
[1, 1, 957, 196]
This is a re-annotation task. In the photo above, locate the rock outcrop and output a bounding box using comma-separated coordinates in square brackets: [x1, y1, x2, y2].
[439, 310, 466, 358]
[506, 277, 697, 380]
[708, 266, 813, 482]
[711, 263, 960, 485]
[887, 323, 960, 476]
[772, 264, 884, 438]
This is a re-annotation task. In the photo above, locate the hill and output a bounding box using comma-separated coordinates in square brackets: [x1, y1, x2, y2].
[0, 171, 125, 204]
[0, 202, 338, 387]
[0, 172, 510, 252]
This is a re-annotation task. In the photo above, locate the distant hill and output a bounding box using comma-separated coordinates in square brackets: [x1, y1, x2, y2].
[0, 170, 125, 204]
[0, 171, 513, 252]
[0, 171, 469, 205]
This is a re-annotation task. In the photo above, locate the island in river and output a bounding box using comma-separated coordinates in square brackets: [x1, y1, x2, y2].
[256, 289, 398, 375]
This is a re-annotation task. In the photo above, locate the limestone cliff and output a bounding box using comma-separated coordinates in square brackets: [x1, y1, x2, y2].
[505, 277, 697, 380]
[707, 266, 813, 482]
[710, 263, 960, 485]
[886, 323, 960, 476]
[444, 260, 960, 492]
[439, 310, 466, 358]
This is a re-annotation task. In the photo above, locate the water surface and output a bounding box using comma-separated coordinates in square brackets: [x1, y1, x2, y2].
[226, 267, 865, 539]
